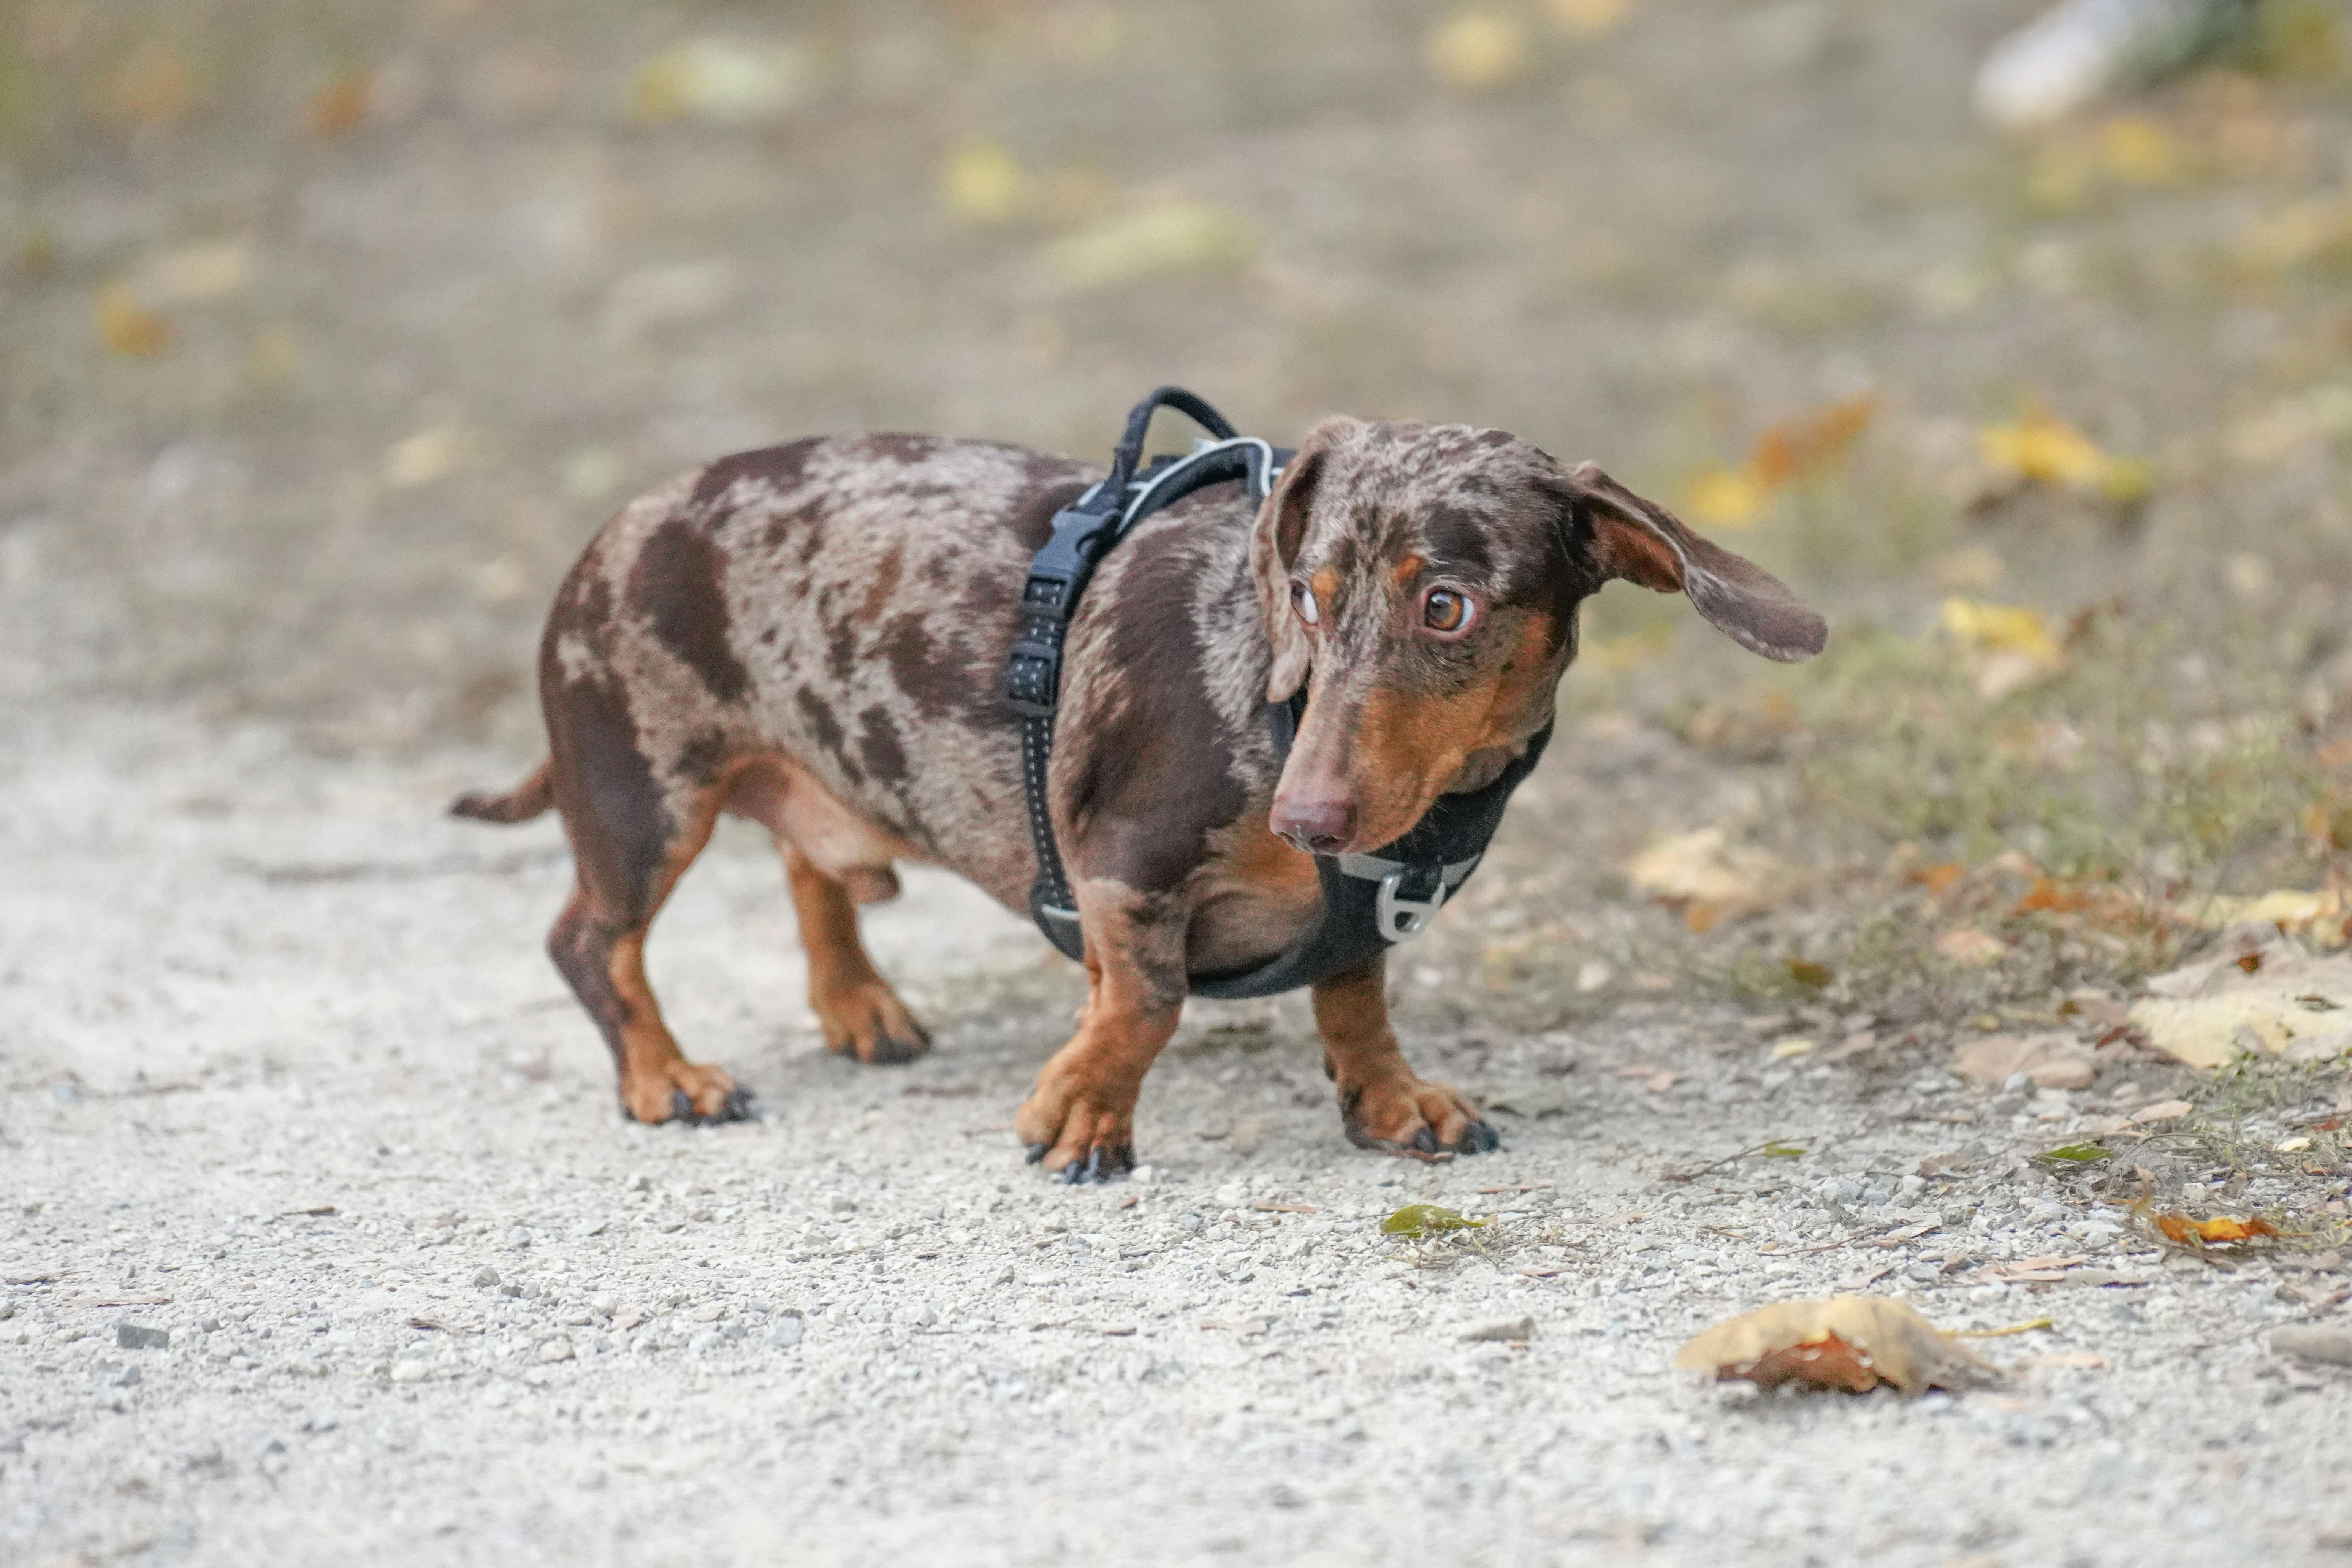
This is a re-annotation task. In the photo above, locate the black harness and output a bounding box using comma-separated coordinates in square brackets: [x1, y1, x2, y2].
[1002, 387, 1551, 999]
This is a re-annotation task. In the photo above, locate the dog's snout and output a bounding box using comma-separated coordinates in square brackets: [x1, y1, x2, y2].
[1270, 796, 1355, 855]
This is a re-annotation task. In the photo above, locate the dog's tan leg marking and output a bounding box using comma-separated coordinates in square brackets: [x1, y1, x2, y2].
[722, 754, 928, 1064]
[782, 846, 930, 1064]
[1313, 957, 1498, 1159]
[548, 797, 741, 1125]
[1016, 888, 1185, 1178]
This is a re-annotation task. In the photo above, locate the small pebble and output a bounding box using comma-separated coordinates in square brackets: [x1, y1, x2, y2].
[1461, 1317, 1535, 1343]
[472, 1267, 501, 1288]
[538, 1338, 573, 1363]
[117, 1324, 170, 1351]
[765, 1315, 805, 1349]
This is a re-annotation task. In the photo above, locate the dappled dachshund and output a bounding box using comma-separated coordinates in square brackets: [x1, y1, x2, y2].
[453, 408, 1825, 1176]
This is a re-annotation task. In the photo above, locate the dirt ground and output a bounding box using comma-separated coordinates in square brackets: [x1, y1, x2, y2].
[5, 2, 2352, 1565]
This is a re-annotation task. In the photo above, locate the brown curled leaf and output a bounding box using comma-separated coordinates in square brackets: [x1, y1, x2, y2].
[1674, 1295, 1996, 1396]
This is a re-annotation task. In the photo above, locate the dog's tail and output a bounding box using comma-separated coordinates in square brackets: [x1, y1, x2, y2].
[450, 760, 553, 824]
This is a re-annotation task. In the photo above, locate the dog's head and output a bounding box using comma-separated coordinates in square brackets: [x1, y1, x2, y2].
[1251, 417, 1826, 856]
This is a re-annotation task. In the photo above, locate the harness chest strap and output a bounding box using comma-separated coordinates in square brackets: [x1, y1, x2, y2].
[1001, 386, 1551, 1001]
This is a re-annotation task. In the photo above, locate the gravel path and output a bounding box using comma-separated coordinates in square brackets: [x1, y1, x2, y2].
[5, 701, 2348, 1568]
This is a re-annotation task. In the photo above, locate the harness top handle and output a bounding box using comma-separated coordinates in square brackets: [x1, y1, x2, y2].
[1103, 386, 1239, 499]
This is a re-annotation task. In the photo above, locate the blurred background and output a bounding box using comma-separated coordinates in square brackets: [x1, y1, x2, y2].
[3, 0, 2350, 1024]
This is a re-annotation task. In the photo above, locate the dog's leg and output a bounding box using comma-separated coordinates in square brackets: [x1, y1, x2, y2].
[781, 846, 931, 1065]
[542, 695, 746, 1124]
[1314, 957, 1498, 1158]
[1016, 889, 1186, 1181]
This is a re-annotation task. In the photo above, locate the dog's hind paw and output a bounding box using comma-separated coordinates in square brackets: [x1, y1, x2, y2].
[813, 980, 932, 1066]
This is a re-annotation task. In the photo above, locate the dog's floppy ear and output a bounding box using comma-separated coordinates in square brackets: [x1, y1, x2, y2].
[1556, 459, 1828, 663]
[1253, 419, 1352, 701]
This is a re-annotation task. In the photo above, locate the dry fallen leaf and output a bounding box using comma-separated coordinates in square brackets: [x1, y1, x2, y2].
[1978, 409, 2146, 501]
[1750, 396, 1874, 490]
[1045, 198, 1259, 291]
[1952, 1032, 2095, 1090]
[1941, 597, 2066, 700]
[307, 70, 372, 138]
[939, 138, 1029, 225]
[1624, 827, 1793, 932]
[1675, 1296, 1994, 1396]
[1426, 11, 1533, 92]
[1909, 861, 1967, 895]
[132, 237, 253, 306]
[626, 36, 814, 127]
[2130, 932, 2352, 1069]
[2147, 1210, 2279, 1246]
[1934, 928, 2009, 967]
[1683, 466, 1768, 528]
[1544, 0, 1633, 35]
[2195, 889, 2352, 949]
[93, 283, 172, 357]
[1683, 396, 1874, 529]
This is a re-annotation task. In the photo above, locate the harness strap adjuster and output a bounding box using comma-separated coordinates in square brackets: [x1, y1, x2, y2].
[1003, 630, 1066, 719]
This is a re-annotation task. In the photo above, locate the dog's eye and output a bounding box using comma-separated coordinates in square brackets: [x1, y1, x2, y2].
[1293, 582, 1319, 627]
[1422, 589, 1474, 634]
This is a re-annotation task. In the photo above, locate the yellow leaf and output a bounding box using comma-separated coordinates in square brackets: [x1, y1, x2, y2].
[1427, 11, 1532, 92]
[939, 138, 1028, 226]
[383, 425, 477, 490]
[1045, 198, 1258, 291]
[2096, 115, 2181, 184]
[1682, 467, 1766, 528]
[1978, 410, 2113, 488]
[1940, 597, 2063, 667]
[626, 37, 812, 127]
[1544, 0, 1633, 35]
[93, 284, 172, 357]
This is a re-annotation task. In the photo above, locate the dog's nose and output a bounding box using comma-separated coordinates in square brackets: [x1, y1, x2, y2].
[1270, 796, 1355, 855]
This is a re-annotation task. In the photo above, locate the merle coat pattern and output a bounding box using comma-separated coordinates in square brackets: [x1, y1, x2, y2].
[455, 418, 1825, 1176]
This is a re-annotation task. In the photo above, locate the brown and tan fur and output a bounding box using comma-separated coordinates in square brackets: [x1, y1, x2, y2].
[454, 418, 1825, 1174]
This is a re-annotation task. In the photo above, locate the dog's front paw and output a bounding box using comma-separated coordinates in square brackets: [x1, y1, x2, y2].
[1338, 1070, 1498, 1160]
[1016, 1075, 1136, 1183]
[812, 979, 931, 1065]
[621, 1059, 749, 1125]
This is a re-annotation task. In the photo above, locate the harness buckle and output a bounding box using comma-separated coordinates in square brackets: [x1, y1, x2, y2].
[1338, 853, 1483, 944]
[1372, 865, 1448, 942]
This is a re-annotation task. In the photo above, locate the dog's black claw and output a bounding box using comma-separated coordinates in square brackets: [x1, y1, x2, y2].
[1463, 1120, 1500, 1153]
[671, 1090, 694, 1121]
[719, 1088, 755, 1122]
[1412, 1125, 1440, 1156]
[1025, 1142, 1050, 1165]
